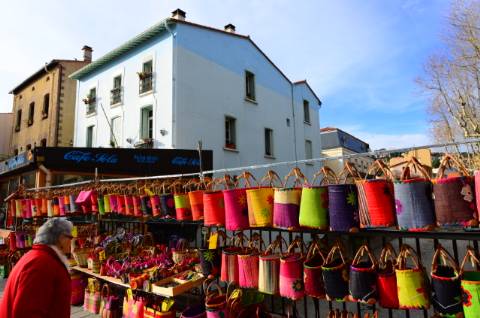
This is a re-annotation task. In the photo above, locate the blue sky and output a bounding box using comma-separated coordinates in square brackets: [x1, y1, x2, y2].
[0, 0, 451, 149]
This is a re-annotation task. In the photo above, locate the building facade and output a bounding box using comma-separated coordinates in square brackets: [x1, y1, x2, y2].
[0, 113, 13, 160]
[9, 48, 92, 155]
[71, 10, 321, 177]
[320, 127, 373, 176]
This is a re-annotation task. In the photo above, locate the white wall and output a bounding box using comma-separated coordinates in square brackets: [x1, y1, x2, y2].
[74, 33, 174, 149]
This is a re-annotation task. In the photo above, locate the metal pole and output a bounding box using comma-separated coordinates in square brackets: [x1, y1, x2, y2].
[197, 140, 204, 182]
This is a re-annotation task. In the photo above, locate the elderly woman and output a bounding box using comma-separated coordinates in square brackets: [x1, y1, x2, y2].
[0, 218, 74, 318]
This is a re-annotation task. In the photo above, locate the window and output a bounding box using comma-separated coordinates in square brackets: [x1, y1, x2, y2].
[305, 140, 312, 160]
[40, 139, 47, 147]
[303, 100, 310, 124]
[28, 102, 35, 126]
[26, 144, 31, 151]
[264, 128, 273, 156]
[111, 75, 122, 105]
[140, 106, 153, 140]
[139, 60, 153, 94]
[86, 126, 94, 147]
[286, 118, 290, 127]
[225, 116, 236, 149]
[245, 71, 256, 101]
[15, 109, 22, 132]
[110, 117, 122, 147]
[86, 88, 96, 114]
[42, 94, 49, 119]
[13, 149, 18, 156]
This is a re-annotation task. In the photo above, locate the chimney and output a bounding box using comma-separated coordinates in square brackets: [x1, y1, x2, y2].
[224, 24, 236, 33]
[171, 9, 186, 21]
[82, 45, 93, 63]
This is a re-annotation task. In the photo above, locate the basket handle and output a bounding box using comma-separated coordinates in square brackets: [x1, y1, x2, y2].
[311, 166, 339, 186]
[352, 245, 377, 269]
[260, 170, 284, 187]
[460, 246, 480, 274]
[400, 157, 431, 181]
[397, 245, 421, 270]
[213, 175, 235, 190]
[263, 234, 288, 256]
[305, 240, 325, 264]
[325, 241, 346, 264]
[168, 179, 184, 194]
[431, 244, 459, 273]
[248, 232, 265, 252]
[437, 154, 470, 179]
[284, 167, 308, 187]
[101, 284, 110, 298]
[236, 171, 259, 188]
[338, 162, 361, 184]
[378, 243, 397, 269]
[286, 236, 306, 256]
[366, 160, 393, 181]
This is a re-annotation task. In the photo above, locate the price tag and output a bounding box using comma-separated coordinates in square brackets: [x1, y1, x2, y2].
[144, 188, 154, 196]
[127, 288, 133, 300]
[162, 299, 174, 311]
[71, 226, 78, 238]
[208, 232, 218, 249]
[99, 250, 106, 261]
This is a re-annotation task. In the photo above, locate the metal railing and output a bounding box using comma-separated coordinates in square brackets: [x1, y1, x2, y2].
[110, 88, 122, 105]
[139, 75, 153, 94]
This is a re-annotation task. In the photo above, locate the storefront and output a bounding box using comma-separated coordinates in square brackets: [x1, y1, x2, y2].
[0, 147, 213, 200]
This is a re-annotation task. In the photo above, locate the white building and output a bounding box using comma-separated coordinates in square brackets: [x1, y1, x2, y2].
[71, 9, 321, 178]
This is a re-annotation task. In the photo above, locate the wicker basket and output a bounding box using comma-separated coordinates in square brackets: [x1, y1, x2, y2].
[72, 248, 91, 268]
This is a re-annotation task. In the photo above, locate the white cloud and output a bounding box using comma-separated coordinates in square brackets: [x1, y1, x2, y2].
[352, 131, 431, 151]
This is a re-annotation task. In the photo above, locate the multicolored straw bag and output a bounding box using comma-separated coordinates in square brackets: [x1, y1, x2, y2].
[259, 235, 286, 295]
[376, 243, 399, 309]
[199, 230, 226, 277]
[303, 239, 326, 299]
[99, 284, 121, 318]
[246, 170, 281, 227]
[237, 233, 263, 289]
[221, 232, 246, 284]
[460, 247, 480, 317]
[349, 244, 377, 304]
[159, 181, 176, 218]
[70, 272, 86, 305]
[180, 305, 206, 318]
[83, 288, 101, 314]
[273, 167, 305, 230]
[280, 237, 306, 300]
[204, 280, 228, 318]
[186, 178, 208, 221]
[433, 154, 478, 227]
[358, 160, 396, 228]
[328, 163, 360, 231]
[396, 245, 430, 310]
[203, 176, 231, 227]
[223, 171, 255, 231]
[431, 245, 463, 317]
[299, 167, 335, 230]
[394, 157, 435, 231]
[172, 180, 192, 221]
[322, 242, 350, 302]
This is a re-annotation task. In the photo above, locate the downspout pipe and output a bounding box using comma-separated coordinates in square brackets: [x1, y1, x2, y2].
[54, 64, 63, 146]
[38, 164, 52, 187]
[291, 83, 298, 165]
[163, 20, 177, 149]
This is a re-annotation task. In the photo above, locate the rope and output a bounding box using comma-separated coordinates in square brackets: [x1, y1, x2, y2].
[24, 137, 480, 192]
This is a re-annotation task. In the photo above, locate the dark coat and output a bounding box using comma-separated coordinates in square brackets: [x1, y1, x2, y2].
[0, 244, 71, 318]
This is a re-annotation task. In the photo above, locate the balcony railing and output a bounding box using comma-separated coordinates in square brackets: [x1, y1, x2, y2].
[139, 74, 153, 94]
[110, 87, 122, 105]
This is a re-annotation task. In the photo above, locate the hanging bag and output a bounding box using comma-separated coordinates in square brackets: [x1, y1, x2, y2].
[159, 181, 176, 218]
[199, 230, 226, 277]
[224, 171, 256, 231]
[187, 178, 208, 221]
[172, 180, 192, 221]
[431, 245, 463, 317]
[237, 233, 263, 289]
[303, 239, 326, 299]
[460, 247, 480, 317]
[358, 160, 396, 228]
[395, 245, 430, 310]
[273, 167, 305, 230]
[329, 163, 360, 231]
[204, 280, 228, 318]
[204, 176, 231, 226]
[322, 242, 350, 301]
[376, 243, 399, 309]
[349, 244, 377, 304]
[394, 157, 435, 231]
[221, 232, 246, 284]
[280, 236, 306, 300]
[246, 170, 282, 227]
[259, 235, 286, 295]
[433, 154, 477, 227]
[299, 167, 336, 230]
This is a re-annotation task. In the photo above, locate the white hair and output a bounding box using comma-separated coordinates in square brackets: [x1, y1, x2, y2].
[34, 218, 73, 245]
